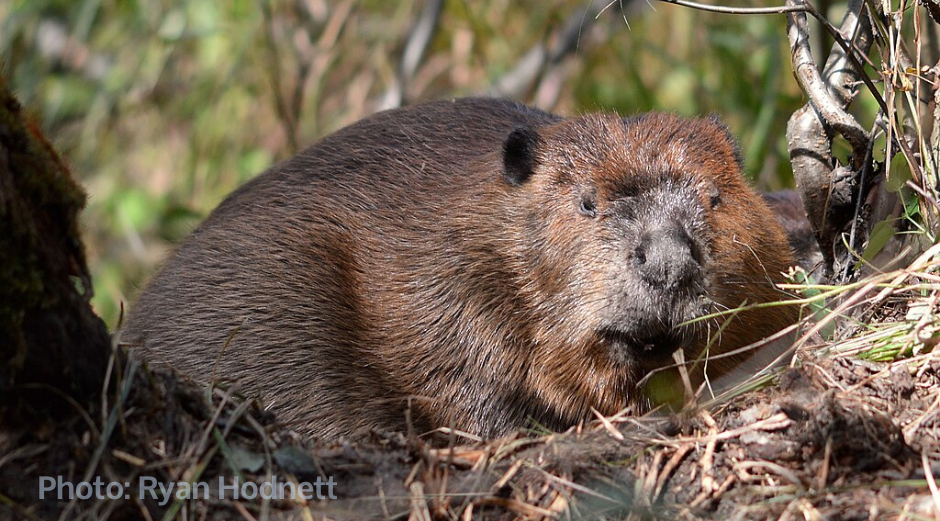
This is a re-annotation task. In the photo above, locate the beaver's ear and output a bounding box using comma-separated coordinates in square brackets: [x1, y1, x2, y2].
[503, 126, 540, 186]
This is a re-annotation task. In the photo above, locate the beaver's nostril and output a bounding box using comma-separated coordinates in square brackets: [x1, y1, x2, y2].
[635, 226, 701, 290]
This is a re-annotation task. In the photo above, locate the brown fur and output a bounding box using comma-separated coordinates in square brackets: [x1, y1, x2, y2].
[122, 98, 799, 440]
[763, 190, 823, 273]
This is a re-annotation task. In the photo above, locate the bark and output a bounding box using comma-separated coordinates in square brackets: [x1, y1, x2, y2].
[0, 78, 111, 422]
[785, 0, 876, 279]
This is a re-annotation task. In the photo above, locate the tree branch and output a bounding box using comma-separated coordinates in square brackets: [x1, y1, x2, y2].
[788, 0, 871, 155]
[785, 0, 877, 277]
[377, 0, 445, 110]
[655, 0, 809, 15]
[488, 2, 606, 101]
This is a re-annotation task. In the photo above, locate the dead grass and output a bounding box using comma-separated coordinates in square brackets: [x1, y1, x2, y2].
[4, 246, 940, 520]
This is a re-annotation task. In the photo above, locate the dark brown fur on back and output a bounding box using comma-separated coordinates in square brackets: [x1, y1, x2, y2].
[122, 98, 799, 440]
[763, 190, 823, 272]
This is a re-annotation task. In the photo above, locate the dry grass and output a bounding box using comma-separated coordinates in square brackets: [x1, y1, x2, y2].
[4, 245, 940, 520]
[5, 1, 940, 519]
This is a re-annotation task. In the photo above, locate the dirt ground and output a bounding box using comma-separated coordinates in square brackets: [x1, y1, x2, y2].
[2, 339, 938, 521]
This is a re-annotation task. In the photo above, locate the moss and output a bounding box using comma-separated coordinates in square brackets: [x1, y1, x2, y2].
[0, 76, 95, 379]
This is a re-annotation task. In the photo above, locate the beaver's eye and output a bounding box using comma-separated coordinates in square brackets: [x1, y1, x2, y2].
[578, 198, 597, 218]
[708, 184, 721, 209]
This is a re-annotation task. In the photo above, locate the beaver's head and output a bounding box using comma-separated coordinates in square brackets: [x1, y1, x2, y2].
[500, 113, 794, 378]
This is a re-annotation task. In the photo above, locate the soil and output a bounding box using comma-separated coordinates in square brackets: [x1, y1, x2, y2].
[1, 346, 938, 520]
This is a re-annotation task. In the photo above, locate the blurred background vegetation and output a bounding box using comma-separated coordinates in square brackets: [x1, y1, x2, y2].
[2, 0, 812, 328]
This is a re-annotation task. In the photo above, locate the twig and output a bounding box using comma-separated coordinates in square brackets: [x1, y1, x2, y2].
[734, 460, 805, 488]
[261, 0, 298, 153]
[908, 178, 940, 214]
[698, 411, 720, 499]
[591, 407, 626, 441]
[787, 0, 870, 154]
[409, 481, 433, 521]
[786, 0, 878, 276]
[653, 445, 693, 501]
[843, 125, 879, 281]
[818, 437, 832, 490]
[377, 0, 444, 110]
[924, 452, 940, 515]
[58, 356, 139, 521]
[649, 412, 793, 446]
[488, 2, 605, 100]
[660, 0, 886, 119]
[655, 0, 808, 15]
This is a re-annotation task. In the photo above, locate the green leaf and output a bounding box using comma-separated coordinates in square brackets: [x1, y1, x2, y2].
[861, 218, 897, 263]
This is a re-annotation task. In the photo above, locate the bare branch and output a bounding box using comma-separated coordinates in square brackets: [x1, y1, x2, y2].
[377, 0, 445, 110]
[262, 0, 299, 154]
[788, 0, 870, 155]
[785, 0, 878, 278]
[658, 0, 888, 116]
[654, 0, 808, 15]
[488, 2, 606, 101]
[401, 0, 444, 81]
[490, 46, 549, 99]
[808, 0, 888, 115]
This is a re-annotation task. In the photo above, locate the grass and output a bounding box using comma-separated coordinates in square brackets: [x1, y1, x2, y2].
[4, 1, 940, 517]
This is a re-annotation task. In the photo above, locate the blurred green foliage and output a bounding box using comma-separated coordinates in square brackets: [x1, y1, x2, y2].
[1, 0, 805, 328]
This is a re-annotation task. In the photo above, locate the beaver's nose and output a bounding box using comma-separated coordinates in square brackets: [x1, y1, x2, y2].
[633, 225, 702, 291]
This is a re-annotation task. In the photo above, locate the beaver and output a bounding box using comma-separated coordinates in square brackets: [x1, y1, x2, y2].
[122, 98, 799, 440]
[763, 190, 823, 274]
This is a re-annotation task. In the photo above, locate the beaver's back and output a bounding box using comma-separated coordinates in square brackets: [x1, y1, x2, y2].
[122, 99, 559, 438]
